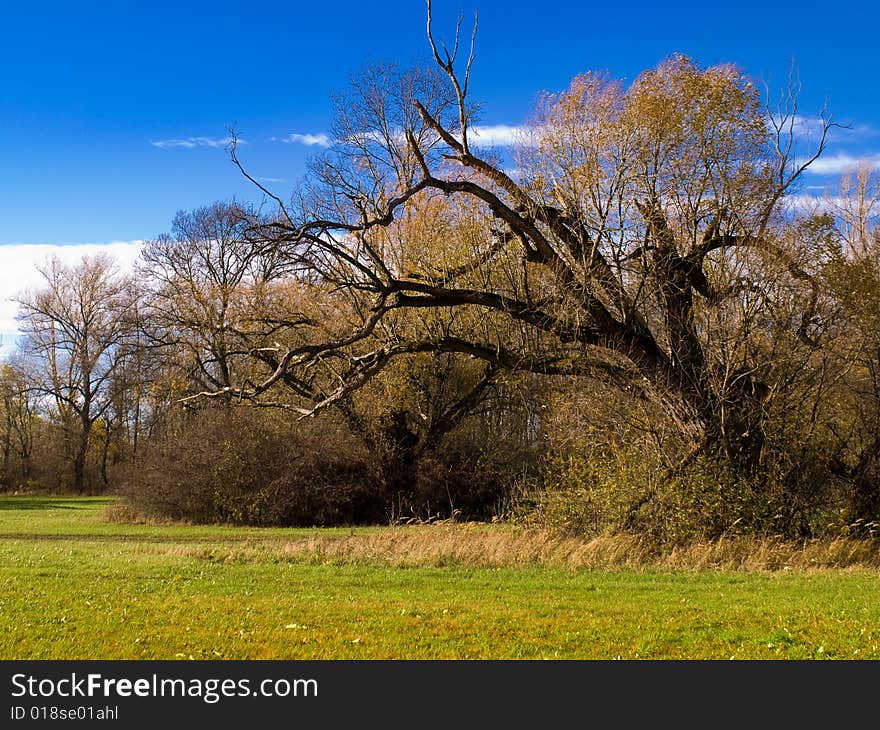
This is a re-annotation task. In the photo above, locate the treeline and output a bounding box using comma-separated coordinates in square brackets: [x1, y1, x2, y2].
[2, 34, 879, 541]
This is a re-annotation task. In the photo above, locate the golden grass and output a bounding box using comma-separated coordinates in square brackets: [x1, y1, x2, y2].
[101, 501, 190, 525]
[152, 523, 880, 572]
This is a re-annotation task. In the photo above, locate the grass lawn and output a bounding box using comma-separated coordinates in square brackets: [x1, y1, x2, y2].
[1, 496, 880, 659]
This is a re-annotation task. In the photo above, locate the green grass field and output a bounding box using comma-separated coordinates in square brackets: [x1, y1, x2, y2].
[2, 496, 880, 659]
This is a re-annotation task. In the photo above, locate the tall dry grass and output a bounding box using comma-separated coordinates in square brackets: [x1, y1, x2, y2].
[152, 523, 880, 572]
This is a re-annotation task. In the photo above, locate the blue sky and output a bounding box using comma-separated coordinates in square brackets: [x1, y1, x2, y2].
[2, 0, 878, 245]
[0, 0, 878, 350]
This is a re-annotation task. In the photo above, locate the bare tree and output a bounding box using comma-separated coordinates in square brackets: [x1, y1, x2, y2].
[820, 167, 880, 526]
[16, 254, 135, 492]
[138, 202, 295, 400]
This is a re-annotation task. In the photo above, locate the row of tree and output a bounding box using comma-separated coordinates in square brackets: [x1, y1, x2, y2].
[2, 10, 878, 538]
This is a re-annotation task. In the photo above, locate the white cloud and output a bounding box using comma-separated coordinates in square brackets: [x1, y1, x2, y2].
[802, 153, 880, 176]
[150, 136, 239, 150]
[791, 115, 828, 137]
[0, 241, 143, 358]
[784, 194, 844, 212]
[282, 132, 332, 147]
[850, 124, 878, 138]
[767, 115, 879, 152]
[280, 125, 530, 150]
[468, 124, 529, 147]
[784, 193, 880, 218]
[768, 114, 834, 138]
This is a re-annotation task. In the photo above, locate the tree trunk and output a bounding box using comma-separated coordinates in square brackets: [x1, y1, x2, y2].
[73, 415, 91, 494]
[849, 434, 880, 531]
[382, 411, 419, 519]
[131, 395, 141, 462]
[100, 422, 112, 489]
[1, 412, 11, 490]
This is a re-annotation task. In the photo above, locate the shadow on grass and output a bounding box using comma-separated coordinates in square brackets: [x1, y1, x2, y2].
[0, 497, 111, 511]
[0, 532, 255, 543]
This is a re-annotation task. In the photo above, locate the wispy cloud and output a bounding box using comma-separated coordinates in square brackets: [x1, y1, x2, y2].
[150, 136, 239, 150]
[767, 115, 877, 147]
[469, 124, 529, 147]
[278, 124, 530, 150]
[855, 124, 877, 138]
[0, 241, 143, 358]
[785, 193, 880, 217]
[788, 114, 828, 137]
[281, 132, 332, 147]
[801, 153, 880, 176]
[785, 194, 843, 211]
[257, 176, 288, 184]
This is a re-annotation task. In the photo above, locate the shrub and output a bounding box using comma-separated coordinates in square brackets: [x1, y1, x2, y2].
[116, 407, 384, 526]
[534, 381, 843, 544]
[405, 436, 538, 522]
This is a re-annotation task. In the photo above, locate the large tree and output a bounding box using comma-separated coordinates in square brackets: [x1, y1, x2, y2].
[215, 8, 832, 481]
[114, 10, 835, 526]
